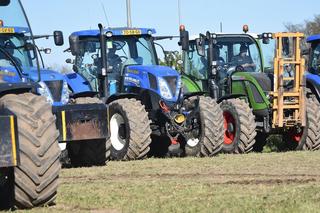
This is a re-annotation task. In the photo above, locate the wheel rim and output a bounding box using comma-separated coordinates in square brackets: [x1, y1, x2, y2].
[110, 113, 127, 151]
[223, 111, 236, 145]
[291, 129, 303, 143]
[187, 138, 200, 147]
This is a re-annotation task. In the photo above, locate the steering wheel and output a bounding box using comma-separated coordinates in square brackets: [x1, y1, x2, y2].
[235, 65, 244, 72]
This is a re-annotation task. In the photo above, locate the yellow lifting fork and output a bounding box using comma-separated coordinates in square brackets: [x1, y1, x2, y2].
[271, 32, 306, 128]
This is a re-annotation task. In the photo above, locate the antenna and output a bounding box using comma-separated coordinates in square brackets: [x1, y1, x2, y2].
[126, 0, 132, 27]
[100, 1, 110, 27]
[220, 22, 223, 32]
[178, 0, 181, 26]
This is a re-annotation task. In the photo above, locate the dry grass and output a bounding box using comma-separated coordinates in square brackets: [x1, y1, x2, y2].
[17, 151, 320, 213]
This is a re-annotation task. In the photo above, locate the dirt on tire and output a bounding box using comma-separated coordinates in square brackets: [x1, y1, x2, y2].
[0, 93, 60, 209]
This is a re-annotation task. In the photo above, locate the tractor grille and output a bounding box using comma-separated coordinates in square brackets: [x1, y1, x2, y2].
[44, 80, 63, 102]
[163, 76, 177, 96]
[148, 73, 158, 90]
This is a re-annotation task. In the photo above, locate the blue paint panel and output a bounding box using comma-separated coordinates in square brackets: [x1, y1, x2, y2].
[65, 73, 91, 93]
[306, 72, 320, 84]
[123, 65, 181, 102]
[71, 27, 156, 37]
[307, 34, 320, 43]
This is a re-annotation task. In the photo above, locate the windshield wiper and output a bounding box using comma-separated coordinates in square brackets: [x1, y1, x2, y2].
[0, 46, 24, 77]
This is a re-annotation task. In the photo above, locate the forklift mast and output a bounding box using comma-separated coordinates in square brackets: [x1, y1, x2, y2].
[271, 32, 306, 128]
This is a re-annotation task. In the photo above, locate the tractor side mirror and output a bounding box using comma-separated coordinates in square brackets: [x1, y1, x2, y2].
[196, 36, 205, 57]
[0, 0, 10, 6]
[69, 35, 81, 56]
[179, 26, 189, 51]
[53, 31, 64, 46]
[282, 37, 290, 55]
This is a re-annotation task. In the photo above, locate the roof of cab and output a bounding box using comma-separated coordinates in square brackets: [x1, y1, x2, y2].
[0, 26, 30, 34]
[307, 34, 320, 43]
[71, 27, 156, 37]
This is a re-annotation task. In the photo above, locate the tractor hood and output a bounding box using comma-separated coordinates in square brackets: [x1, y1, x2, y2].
[123, 65, 181, 102]
[126, 65, 179, 77]
[27, 68, 65, 81]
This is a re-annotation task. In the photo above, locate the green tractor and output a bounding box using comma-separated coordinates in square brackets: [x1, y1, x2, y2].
[179, 27, 320, 153]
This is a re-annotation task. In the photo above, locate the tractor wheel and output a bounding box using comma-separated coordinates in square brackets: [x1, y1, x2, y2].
[107, 98, 152, 160]
[253, 132, 268, 152]
[283, 97, 320, 150]
[220, 98, 257, 153]
[66, 97, 110, 167]
[0, 93, 60, 209]
[185, 96, 224, 157]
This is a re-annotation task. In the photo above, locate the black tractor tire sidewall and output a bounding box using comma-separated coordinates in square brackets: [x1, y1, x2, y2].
[0, 93, 60, 209]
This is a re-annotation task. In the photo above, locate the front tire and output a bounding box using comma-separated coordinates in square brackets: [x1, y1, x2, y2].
[220, 98, 257, 153]
[0, 93, 60, 209]
[108, 98, 152, 160]
[185, 96, 224, 157]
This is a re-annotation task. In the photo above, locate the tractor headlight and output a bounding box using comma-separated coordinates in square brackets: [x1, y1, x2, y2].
[158, 77, 173, 100]
[37, 82, 53, 104]
[61, 81, 70, 105]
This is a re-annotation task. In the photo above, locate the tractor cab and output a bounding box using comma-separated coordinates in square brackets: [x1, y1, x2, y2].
[68, 27, 181, 103]
[305, 34, 320, 103]
[184, 33, 271, 96]
[307, 35, 320, 74]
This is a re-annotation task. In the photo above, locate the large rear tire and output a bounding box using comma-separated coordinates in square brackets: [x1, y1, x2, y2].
[185, 96, 224, 157]
[0, 93, 60, 209]
[283, 97, 320, 150]
[66, 97, 110, 167]
[108, 98, 152, 160]
[220, 98, 257, 153]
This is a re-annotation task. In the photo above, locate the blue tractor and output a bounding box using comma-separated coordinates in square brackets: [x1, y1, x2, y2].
[0, 0, 61, 209]
[31, 34, 110, 167]
[0, 3, 109, 168]
[304, 34, 320, 150]
[66, 25, 224, 160]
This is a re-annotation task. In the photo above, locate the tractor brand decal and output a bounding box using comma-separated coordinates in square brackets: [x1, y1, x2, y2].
[124, 76, 140, 86]
[127, 69, 140, 74]
[0, 70, 16, 77]
[122, 29, 141, 35]
[0, 27, 15, 34]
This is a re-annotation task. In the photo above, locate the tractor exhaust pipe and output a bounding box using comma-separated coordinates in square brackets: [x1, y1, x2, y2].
[98, 23, 108, 99]
[126, 0, 132, 28]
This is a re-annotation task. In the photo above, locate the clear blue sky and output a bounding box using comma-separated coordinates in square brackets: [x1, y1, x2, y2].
[22, 0, 320, 69]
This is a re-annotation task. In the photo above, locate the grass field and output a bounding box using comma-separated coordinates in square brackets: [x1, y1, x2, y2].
[16, 151, 320, 213]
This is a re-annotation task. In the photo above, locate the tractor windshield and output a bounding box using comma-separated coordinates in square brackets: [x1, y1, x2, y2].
[184, 35, 263, 79]
[0, 34, 35, 68]
[0, 0, 39, 78]
[75, 35, 158, 91]
[309, 43, 320, 74]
